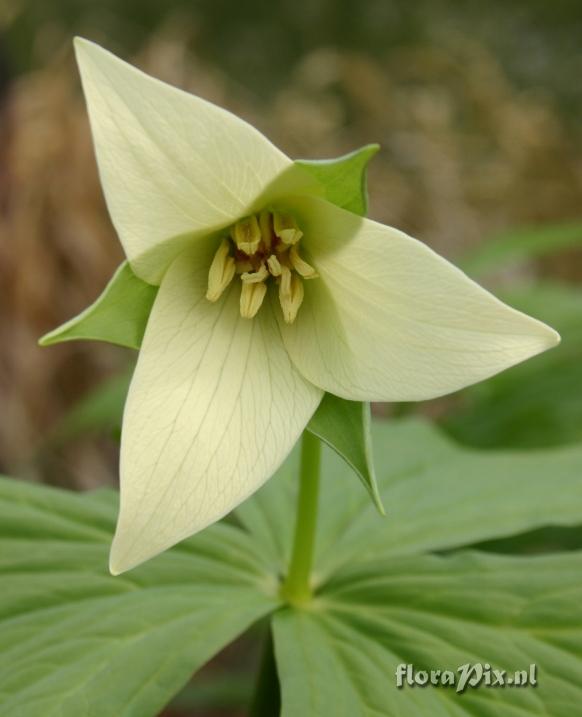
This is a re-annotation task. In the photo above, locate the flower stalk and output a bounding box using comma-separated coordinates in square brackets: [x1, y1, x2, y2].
[281, 430, 322, 605]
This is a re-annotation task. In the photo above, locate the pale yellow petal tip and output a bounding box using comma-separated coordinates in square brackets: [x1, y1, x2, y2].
[73, 36, 94, 57]
[536, 323, 561, 351]
[520, 311, 560, 353]
[108, 561, 122, 577]
[73, 37, 101, 75]
[108, 549, 135, 576]
[109, 533, 169, 575]
[108, 535, 136, 576]
[73, 37, 115, 71]
[520, 321, 560, 360]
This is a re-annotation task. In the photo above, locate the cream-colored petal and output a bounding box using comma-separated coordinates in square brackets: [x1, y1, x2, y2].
[111, 242, 322, 573]
[74, 38, 317, 284]
[279, 197, 560, 401]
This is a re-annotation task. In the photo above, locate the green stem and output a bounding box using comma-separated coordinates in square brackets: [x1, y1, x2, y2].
[281, 430, 322, 605]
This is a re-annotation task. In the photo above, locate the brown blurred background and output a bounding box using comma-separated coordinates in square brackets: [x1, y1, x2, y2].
[1, 2, 581, 715]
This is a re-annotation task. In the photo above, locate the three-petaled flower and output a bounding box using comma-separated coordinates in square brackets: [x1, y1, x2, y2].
[54, 39, 559, 574]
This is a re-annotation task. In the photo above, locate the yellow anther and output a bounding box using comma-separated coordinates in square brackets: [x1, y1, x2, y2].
[279, 265, 304, 324]
[242, 263, 269, 284]
[273, 211, 303, 246]
[232, 215, 261, 255]
[259, 210, 273, 252]
[207, 209, 314, 321]
[289, 245, 318, 279]
[267, 254, 282, 277]
[240, 281, 267, 319]
[206, 239, 235, 302]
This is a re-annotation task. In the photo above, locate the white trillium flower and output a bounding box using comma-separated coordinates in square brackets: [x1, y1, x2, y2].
[72, 38, 559, 574]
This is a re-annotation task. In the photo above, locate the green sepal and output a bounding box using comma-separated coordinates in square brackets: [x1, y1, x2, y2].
[39, 261, 158, 350]
[307, 394, 384, 515]
[295, 144, 379, 217]
[298, 145, 381, 512]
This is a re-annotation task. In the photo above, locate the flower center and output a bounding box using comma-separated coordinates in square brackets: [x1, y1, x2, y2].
[205, 210, 318, 323]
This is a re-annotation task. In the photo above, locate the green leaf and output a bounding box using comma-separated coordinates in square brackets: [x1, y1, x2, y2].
[238, 419, 582, 579]
[443, 281, 582, 448]
[274, 550, 582, 716]
[6, 418, 582, 716]
[0, 477, 277, 717]
[295, 144, 379, 216]
[461, 221, 582, 276]
[307, 394, 383, 514]
[39, 261, 158, 350]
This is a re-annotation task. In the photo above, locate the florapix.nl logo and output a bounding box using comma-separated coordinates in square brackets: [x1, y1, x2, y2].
[395, 663, 537, 693]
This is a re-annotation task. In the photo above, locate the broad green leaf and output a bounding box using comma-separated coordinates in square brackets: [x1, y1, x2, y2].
[39, 262, 158, 350]
[5, 417, 582, 716]
[295, 144, 379, 216]
[238, 419, 582, 579]
[307, 394, 383, 514]
[443, 281, 582, 448]
[461, 221, 582, 276]
[0, 476, 277, 717]
[274, 550, 582, 717]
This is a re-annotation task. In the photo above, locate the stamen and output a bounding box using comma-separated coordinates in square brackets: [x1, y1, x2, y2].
[289, 245, 318, 279]
[273, 211, 303, 246]
[267, 254, 282, 277]
[206, 239, 235, 302]
[279, 265, 304, 324]
[207, 209, 314, 321]
[241, 263, 269, 284]
[232, 215, 261, 255]
[259, 210, 273, 252]
[240, 281, 267, 319]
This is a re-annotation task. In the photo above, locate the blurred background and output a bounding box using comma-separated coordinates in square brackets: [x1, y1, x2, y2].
[1, 1, 581, 714]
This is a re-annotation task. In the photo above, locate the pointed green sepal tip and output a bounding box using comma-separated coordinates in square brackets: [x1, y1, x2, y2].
[307, 393, 385, 515]
[295, 143, 380, 217]
[38, 261, 158, 351]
